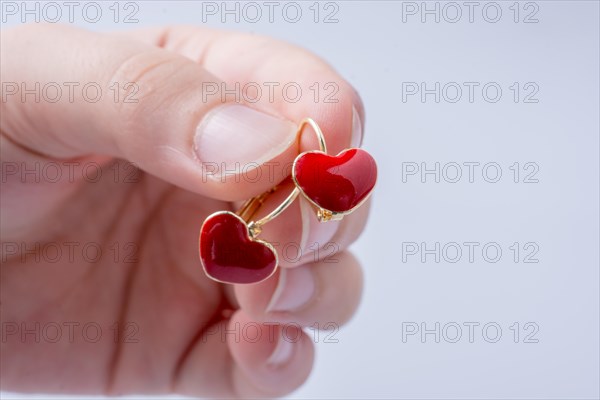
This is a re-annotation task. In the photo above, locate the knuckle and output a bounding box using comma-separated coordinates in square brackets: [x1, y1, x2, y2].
[107, 50, 189, 155]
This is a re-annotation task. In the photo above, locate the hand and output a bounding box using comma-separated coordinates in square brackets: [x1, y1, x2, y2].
[0, 24, 369, 398]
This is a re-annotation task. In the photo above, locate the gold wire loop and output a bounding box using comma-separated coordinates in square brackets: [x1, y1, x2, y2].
[236, 118, 327, 237]
[297, 117, 327, 154]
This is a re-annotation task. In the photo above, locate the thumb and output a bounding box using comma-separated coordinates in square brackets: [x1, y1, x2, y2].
[1, 24, 298, 200]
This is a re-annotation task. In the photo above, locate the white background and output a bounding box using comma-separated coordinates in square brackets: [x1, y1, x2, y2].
[2, 0, 599, 398]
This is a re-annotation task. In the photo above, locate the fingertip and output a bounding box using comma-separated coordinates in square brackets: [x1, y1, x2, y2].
[227, 310, 314, 397]
[235, 252, 364, 328]
[234, 271, 280, 318]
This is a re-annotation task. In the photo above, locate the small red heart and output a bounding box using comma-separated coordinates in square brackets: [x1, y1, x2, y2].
[293, 148, 377, 213]
[199, 212, 277, 284]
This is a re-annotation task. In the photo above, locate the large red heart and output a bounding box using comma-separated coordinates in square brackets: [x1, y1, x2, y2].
[293, 148, 377, 214]
[199, 212, 277, 284]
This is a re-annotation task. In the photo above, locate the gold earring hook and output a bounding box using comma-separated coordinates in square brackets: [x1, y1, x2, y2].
[236, 118, 327, 238]
[297, 117, 327, 154]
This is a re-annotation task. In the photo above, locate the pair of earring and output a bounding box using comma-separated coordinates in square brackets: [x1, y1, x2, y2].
[199, 117, 377, 284]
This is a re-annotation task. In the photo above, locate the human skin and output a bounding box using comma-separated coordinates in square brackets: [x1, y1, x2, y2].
[0, 24, 370, 398]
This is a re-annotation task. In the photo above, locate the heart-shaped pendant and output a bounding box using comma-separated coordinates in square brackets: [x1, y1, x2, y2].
[292, 148, 377, 220]
[199, 211, 278, 284]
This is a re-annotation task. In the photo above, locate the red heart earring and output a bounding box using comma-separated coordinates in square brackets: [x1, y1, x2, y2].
[292, 118, 377, 222]
[199, 185, 299, 284]
[199, 116, 376, 284]
[199, 119, 327, 284]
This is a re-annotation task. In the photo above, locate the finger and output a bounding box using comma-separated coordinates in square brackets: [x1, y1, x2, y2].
[235, 252, 363, 327]
[175, 312, 314, 398]
[2, 24, 363, 202]
[326, 197, 373, 251]
[120, 26, 366, 153]
[228, 310, 315, 397]
[0, 26, 347, 202]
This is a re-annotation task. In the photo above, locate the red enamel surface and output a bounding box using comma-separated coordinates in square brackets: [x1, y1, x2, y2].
[293, 149, 377, 213]
[200, 212, 277, 284]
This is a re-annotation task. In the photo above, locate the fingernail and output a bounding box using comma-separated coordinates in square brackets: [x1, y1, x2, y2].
[266, 267, 315, 313]
[350, 105, 363, 148]
[299, 197, 339, 258]
[194, 104, 297, 179]
[266, 328, 295, 367]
